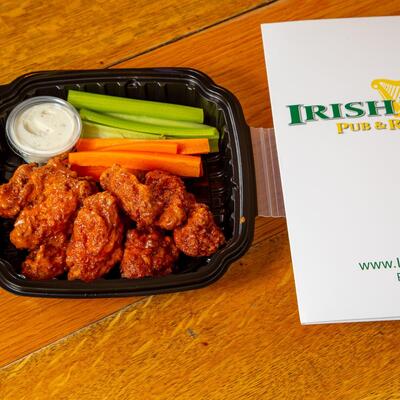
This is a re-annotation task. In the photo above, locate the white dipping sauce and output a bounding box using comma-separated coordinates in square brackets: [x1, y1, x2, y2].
[13, 103, 77, 152]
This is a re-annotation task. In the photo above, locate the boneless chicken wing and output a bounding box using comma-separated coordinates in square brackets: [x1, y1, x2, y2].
[173, 203, 225, 257]
[25, 155, 96, 206]
[22, 233, 68, 280]
[66, 192, 124, 282]
[0, 152, 226, 282]
[121, 228, 179, 279]
[11, 186, 79, 250]
[5, 156, 96, 279]
[10, 162, 95, 250]
[0, 163, 37, 218]
[145, 170, 194, 230]
[100, 165, 159, 228]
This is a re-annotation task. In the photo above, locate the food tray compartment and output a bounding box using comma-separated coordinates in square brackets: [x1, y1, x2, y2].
[0, 68, 256, 297]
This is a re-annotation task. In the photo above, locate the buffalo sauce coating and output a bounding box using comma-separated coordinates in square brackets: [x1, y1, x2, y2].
[174, 203, 225, 257]
[22, 232, 69, 280]
[145, 170, 194, 230]
[100, 164, 159, 229]
[11, 185, 80, 250]
[10, 156, 95, 251]
[2, 156, 98, 280]
[66, 192, 124, 282]
[0, 163, 37, 219]
[121, 228, 179, 279]
[0, 157, 227, 281]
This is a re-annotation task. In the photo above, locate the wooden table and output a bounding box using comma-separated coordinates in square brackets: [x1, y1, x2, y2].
[1, 1, 400, 398]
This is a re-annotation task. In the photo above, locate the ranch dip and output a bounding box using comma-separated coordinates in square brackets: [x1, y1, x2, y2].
[6, 96, 81, 164]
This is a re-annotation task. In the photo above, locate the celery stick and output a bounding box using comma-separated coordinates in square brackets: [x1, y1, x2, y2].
[107, 112, 212, 129]
[81, 122, 219, 151]
[68, 90, 203, 123]
[80, 109, 218, 138]
[81, 122, 163, 139]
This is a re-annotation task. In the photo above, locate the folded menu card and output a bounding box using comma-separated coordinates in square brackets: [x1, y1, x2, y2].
[262, 17, 400, 324]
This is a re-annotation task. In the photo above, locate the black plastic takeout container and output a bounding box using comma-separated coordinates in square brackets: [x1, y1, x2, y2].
[0, 68, 256, 297]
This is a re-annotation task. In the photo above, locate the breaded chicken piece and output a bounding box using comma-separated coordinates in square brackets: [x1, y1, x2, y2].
[173, 203, 225, 257]
[11, 187, 79, 250]
[66, 192, 124, 282]
[121, 228, 179, 279]
[100, 165, 159, 228]
[145, 170, 194, 230]
[4, 156, 97, 279]
[10, 157, 96, 250]
[0, 163, 37, 218]
[26, 155, 95, 205]
[22, 233, 68, 280]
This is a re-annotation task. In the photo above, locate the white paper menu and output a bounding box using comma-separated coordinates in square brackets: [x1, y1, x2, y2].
[261, 17, 400, 324]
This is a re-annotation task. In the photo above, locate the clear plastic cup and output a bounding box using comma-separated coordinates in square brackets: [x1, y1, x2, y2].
[5, 96, 81, 164]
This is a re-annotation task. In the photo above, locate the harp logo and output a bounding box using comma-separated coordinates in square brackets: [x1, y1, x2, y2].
[286, 78, 400, 133]
[371, 79, 400, 118]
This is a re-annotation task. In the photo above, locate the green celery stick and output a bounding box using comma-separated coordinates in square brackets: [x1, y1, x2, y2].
[107, 112, 212, 129]
[80, 109, 218, 138]
[81, 122, 219, 152]
[81, 121, 163, 139]
[68, 90, 203, 123]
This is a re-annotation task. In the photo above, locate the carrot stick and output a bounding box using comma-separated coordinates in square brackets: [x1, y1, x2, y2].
[69, 151, 202, 177]
[167, 139, 210, 154]
[76, 138, 209, 154]
[99, 139, 209, 154]
[71, 165, 140, 181]
[70, 165, 107, 181]
[77, 139, 177, 154]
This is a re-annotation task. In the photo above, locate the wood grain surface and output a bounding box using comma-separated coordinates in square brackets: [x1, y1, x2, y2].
[0, 0, 270, 83]
[2, 0, 400, 399]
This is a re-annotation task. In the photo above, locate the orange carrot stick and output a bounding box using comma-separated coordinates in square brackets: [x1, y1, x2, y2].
[70, 165, 107, 180]
[77, 138, 210, 154]
[69, 151, 202, 177]
[99, 140, 209, 154]
[71, 165, 141, 181]
[167, 139, 210, 154]
[77, 139, 177, 154]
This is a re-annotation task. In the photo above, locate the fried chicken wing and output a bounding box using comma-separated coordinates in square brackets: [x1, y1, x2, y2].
[0, 163, 37, 218]
[75, 177, 99, 202]
[66, 192, 124, 282]
[3, 156, 97, 279]
[1, 152, 225, 282]
[173, 203, 225, 257]
[145, 170, 194, 230]
[100, 165, 159, 228]
[10, 157, 96, 250]
[26, 155, 94, 205]
[121, 228, 179, 279]
[22, 233, 68, 280]
[11, 188, 79, 250]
